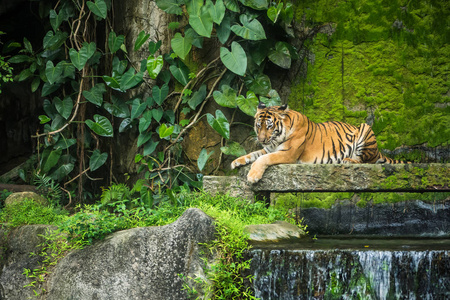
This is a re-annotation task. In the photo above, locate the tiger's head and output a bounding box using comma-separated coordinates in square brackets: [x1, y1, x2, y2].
[254, 102, 290, 149]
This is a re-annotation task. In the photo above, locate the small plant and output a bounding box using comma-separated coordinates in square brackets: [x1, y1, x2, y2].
[34, 173, 63, 207]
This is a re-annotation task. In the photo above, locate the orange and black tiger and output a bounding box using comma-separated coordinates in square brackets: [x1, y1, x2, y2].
[231, 103, 406, 183]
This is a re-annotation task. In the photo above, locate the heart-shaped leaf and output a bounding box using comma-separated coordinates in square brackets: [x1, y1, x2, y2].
[87, 0, 108, 19]
[220, 141, 247, 157]
[171, 32, 193, 60]
[85, 114, 113, 137]
[83, 83, 106, 106]
[108, 31, 125, 54]
[45, 61, 63, 85]
[104, 96, 130, 118]
[153, 84, 169, 106]
[244, 73, 271, 95]
[217, 13, 232, 44]
[208, 0, 226, 25]
[49, 9, 67, 31]
[231, 14, 266, 41]
[89, 149, 108, 171]
[41, 82, 61, 97]
[50, 161, 74, 181]
[238, 0, 268, 10]
[236, 91, 259, 116]
[43, 31, 68, 50]
[169, 64, 190, 86]
[159, 124, 174, 138]
[130, 98, 147, 120]
[139, 111, 153, 133]
[138, 132, 152, 147]
[102, 75, 121, 91]
[149, 40, 162, 55]
[69, 42, 96, 70]
[134, 30, 150, 51]
[120, 68, 143, 90]
[213, 85, 237, 108]
[206, 110, 230, 139]
[155, 0, 183, 15]
[224, 0, 240, 12]
[267, 3, 283, 23]
[188, 84, 207, 110]
[151, 108, 164, 123]
[147, 54, 164, 79]
[268, 41, 291, 69]
[220, 41, 247, 76]
[39, 115, 51, 124]
[143, 140, 159, 156]
[197, 148, 214, 171]
[54, 96, 73, 119]
[42, 148, 62, 173]
[189, 5, 214, 37]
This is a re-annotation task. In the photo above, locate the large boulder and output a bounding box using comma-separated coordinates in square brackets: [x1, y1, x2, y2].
[4, 191, 47, 207]
[44, 208, 216, 300]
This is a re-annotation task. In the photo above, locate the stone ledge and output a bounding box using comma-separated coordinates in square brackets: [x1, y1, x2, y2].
[203, 163, 449, 201]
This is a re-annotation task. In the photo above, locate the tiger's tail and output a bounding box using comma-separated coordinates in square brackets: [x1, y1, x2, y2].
[376, 154, 409, 164]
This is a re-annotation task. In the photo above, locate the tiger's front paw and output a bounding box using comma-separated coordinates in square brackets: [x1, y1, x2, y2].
[231, 157, 247, 169]
[247, 165, 265, 184]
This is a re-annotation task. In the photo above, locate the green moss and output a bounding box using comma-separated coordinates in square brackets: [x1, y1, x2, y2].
[290, 0, 450, 152]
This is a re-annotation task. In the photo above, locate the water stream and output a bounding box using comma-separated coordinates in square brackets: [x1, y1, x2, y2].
[247, 238, 450, 299]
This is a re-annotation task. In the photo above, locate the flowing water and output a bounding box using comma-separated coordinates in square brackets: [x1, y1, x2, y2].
[247, 238, 450, 299]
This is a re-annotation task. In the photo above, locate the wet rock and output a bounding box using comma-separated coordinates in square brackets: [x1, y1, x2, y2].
[244, 221, 306, 243]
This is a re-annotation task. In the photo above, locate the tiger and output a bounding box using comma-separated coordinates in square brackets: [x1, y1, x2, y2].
[231, 103, 406, 183]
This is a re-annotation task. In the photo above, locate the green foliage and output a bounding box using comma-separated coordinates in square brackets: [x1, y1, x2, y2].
[0, 32, 14, 94]
[0, 199, 68, 227]
[34, 173, 63, 207]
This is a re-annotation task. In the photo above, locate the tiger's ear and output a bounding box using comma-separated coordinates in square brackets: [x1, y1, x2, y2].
[258, 102, 266, 109]
[279, 104, 288, 111]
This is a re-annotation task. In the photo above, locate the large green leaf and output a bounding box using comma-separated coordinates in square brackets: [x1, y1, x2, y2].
[171, 32, 193, 60]
[220, 42, 247, 76]
[120, 68, 143, 90]
[89, 149, 108, 171]
[43, 148, 62, 173]
[45, 61, 64, 85]
[148, 40, 162, 55]
[49, 9, 68, 31]
[186, 0, 203, 15]
[268, 41, 291, 69]
[169, 64, 190, 86]
[134, 30, 150, 51]
[238, 0, 268, 10]
[54, 96, 73, 119]
[197, 148, 214, 171]
[245, 73, 271, 95]
[224, 0, 240, 12]
[189, 5, 214, 38]
[83, 83, 106, 106]
[231, 14, 266, 40]
[139, 111, 153, 133]
[206, 110, 230, 139]
[213, 85, 237, 108]
[188, 84, 207, 110]
[155, 0, 183, 15]
[85, 114, 113, 137]
[137, 132, 152, 147]
[102, 75, 121, 91]
[69, 42, 96, 70]
[50, 161, 74, 181]
[43, 31, 68, 50]
[130, 98, 147, 120]
[108, 31, 125, 54]
[146, 54, 164, 79]
[220, 141, 246, 157]
[267, 3, 283, 23]
[41, 82, 61, 97]
[143, 140, 159, 156]
[159, 124, 174, 138]
[217, 13, 231, 44]
[151, 108, 163, 123]
[208, 0, 225, 25]
[236, 91, 258, 116]
[153, 84, 169, 106]
[260, 89, 282, 107]
[87, 0, 108, 19]
[104, 96, 130, 118]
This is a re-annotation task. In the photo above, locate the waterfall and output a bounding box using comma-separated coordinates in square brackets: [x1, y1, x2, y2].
[248, 247, 449, 299]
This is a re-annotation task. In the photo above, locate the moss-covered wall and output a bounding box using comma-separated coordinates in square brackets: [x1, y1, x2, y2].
[290, 0, 449, 153]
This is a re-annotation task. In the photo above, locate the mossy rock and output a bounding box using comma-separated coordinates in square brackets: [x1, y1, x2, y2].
[4, 192, 48, 207]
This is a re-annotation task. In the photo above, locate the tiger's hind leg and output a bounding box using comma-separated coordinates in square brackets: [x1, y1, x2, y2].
[349, 123, 382, 163]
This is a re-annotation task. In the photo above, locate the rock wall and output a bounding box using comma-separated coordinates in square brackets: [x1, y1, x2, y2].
[290, 0, 450, 161]
[0, 208, 216, 300]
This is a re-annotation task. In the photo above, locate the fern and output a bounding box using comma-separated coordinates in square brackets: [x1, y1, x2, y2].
[34, 173, 62, 207]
